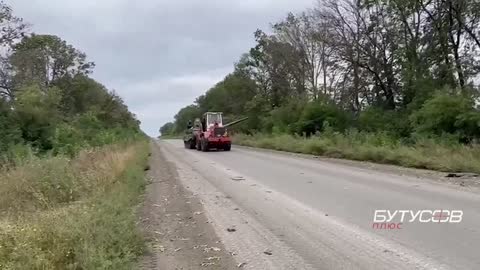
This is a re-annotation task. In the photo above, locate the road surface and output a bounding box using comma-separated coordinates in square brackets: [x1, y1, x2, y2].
[156, 139, 480, 270]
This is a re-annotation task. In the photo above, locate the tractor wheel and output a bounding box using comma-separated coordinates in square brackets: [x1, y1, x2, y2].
[201, 139, 209, 152]
[189, 139, 196, 149]
[196, 139, 201, 151]
[224, 144, 231, 151]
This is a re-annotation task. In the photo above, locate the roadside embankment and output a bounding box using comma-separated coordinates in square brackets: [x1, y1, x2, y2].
[234, 133, 480, 174]
[0, 141, 149, 269]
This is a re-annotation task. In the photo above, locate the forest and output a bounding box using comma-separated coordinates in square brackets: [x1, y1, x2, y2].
[162, 0, 480, 172]
[0, 3, 142, 162]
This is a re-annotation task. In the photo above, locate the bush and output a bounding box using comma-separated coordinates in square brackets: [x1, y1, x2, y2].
[296, 101, 351, 135]
[410, 92, 480, 140]
[0, 109, 23, 153]
[357, 107, 411, 137]
[52, 123, 87, 156]
[267, 99, 305, 134]
[51, 112, 142, 156]
[0, 144, 36, 168]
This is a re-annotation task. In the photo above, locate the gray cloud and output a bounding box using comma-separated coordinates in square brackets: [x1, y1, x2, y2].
[10, 0, 314, 136]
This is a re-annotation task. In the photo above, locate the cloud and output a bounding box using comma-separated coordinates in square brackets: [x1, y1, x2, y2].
[10, 0, 315, 136]
[119, 67, 231, 107]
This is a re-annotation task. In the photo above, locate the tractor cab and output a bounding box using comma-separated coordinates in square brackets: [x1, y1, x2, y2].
[202, 112, 223, 131]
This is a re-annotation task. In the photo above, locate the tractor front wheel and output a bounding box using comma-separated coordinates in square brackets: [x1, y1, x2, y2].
[189, 139, 196, 149]
[201, 139, 209, 152]
[196, 139, 201, 151]
[224, 144, 231, 151]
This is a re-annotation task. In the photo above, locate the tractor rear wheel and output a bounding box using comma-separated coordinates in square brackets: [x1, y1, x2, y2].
[189, 139, 196, 149]
[224, 144, 231, 151]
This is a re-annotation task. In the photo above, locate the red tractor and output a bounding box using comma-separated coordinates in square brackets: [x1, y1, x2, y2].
[183, 112, 247, 152]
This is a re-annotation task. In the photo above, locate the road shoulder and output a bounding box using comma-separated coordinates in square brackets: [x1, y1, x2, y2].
[139, 141, 238, 270]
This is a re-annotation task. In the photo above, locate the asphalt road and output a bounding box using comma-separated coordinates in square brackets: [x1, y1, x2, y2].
[157, 139, 480, 270]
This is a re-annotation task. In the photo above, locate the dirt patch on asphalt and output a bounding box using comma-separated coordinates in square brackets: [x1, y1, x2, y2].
[139, 142, 238, 270]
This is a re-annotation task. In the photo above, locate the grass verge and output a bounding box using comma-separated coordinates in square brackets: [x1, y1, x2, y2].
[0, 141, 149, 269]
[234, 132, 480, 174]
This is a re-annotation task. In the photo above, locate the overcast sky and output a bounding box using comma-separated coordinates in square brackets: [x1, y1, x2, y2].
[10, 0, 314, 136]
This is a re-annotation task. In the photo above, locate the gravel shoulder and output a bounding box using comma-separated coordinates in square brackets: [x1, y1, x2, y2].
[139, 141, 238, 270]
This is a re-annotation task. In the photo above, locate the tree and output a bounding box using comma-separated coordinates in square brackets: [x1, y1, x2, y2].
[160, 122, 175, 136]
[273, 12, 340, 100]
[0, 4, 142, 156]
[174, 105, 202, 133]
[0, 1, 27, 99]
[97, 90, 140, 131]
[170, 0, 480, 142]
[13, 85, 63, 150]
[0, 1, 27, 46]
[55, 74, 110, 116]
[11, 34, 95, 90]
[196, 71, 257, 116]
[246, 29, 307, 107]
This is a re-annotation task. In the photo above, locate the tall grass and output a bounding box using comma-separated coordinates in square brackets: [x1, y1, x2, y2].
[0, 141, 149, 269]
[234, 131, 480, 173]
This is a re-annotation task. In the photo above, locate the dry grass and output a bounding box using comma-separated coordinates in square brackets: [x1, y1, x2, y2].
[0, 144, 137, 214]
[0, 141, 149, 269]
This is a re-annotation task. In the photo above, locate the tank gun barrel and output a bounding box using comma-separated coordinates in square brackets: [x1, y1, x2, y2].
[224, 117, 249, 128]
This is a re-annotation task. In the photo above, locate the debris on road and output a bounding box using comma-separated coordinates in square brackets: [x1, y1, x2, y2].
[263, 250, 273, 255]
[231, 176, 245, 181]
[227, 227, 237, 232]
[446, 172, 479, 178]
[203, 246, 222, 253]
[153, 244, 165, 252]
[237, 262, 247, 268]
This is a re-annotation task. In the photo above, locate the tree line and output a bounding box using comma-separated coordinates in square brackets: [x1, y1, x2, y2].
[0, 2, 141, 159]
[162, 0, 480, 143]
